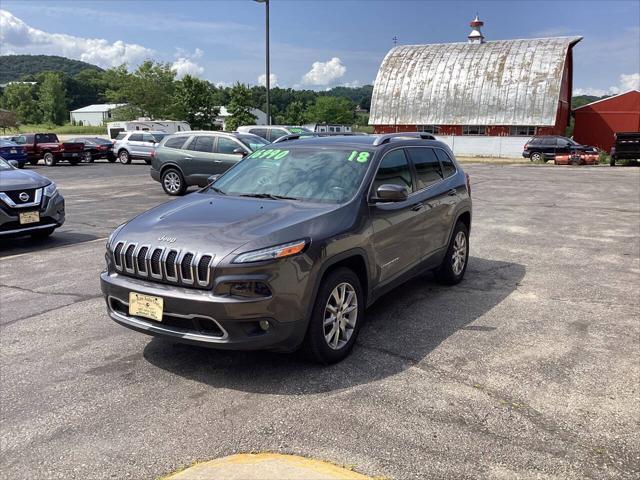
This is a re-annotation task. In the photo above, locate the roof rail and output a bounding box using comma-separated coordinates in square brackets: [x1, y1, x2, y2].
[271, 133, 316, 144]
[372, 132, 436, 146]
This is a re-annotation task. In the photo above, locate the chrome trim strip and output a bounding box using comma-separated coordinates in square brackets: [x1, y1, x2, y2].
[149, 246, 166, 280]
[0, 188, 43, 208]
[123, 242, 138, 274]
[162, 248, 180, 282]
[195, 253, 214, 287]
[113, 241, 125, 271]
[107, 296, 228, 340]
[0, 223, 56, 236]
[177, 250, 194, 285]
[135, 244, 150, 277]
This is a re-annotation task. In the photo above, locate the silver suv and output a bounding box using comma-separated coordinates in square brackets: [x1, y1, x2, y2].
[113, 131, 169, 165]
[237, 125, 313, 142]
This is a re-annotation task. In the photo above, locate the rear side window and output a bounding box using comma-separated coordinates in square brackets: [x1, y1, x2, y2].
[249, 128, 268, 139]
[35, 134, 58, 143]
[406, 147, 443, 189]
[373, 149, 413, 194]
[434, 149, 456, 178]
[163, 136, 188, 149]
[115, 133, 126, 141]
[217, 137, 241, 154]
[187, 136, 215, 153]
[129, 133, 143, 142]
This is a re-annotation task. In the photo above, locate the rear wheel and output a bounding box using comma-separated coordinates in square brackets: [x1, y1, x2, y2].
[119, 150, 131, 164]
[43, 152, 57, 166]
[31, 227, 55, 239]
[161, 168, 186, 196]
[83, 151, 93, 163]
[303, 267, 364, 364]
[435, 221, 469, 285]
[530, 152, 543, 162]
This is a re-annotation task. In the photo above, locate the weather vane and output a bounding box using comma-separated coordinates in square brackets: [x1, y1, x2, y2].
[392, 35, 398, 47]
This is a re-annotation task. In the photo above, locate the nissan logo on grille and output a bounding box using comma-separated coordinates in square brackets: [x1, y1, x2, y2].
[18, 192, 29, 202]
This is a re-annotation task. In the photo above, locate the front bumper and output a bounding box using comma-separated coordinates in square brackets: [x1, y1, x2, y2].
[522, 151, 530, 158]
[100, 271, 307, 352]
[0, 193, 65, 238]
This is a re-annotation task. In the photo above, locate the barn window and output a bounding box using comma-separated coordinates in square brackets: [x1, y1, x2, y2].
[509, 126, 537, 136]
[417, 125, 440, 134]
[462, 125, 486, 135]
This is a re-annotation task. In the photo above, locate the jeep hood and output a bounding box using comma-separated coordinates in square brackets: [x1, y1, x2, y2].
[114, 192, 340, 263]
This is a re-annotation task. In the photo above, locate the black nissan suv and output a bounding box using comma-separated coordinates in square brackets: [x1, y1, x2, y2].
[100, 133, 472, 363]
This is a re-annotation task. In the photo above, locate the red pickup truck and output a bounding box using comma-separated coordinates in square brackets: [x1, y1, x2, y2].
[19, 133, 85, 166]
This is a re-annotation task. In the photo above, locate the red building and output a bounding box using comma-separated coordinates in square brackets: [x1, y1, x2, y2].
[573, 90, 640, 152]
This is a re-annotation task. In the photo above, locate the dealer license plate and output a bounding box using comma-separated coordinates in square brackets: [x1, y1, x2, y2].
[129, 292, 163, 322]
[19, 211, 40, 224]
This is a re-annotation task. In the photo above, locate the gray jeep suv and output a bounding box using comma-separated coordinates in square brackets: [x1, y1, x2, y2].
[100, 133, 472, 363]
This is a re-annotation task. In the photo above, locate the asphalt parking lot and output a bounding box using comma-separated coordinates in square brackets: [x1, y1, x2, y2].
[1, 162, 639, 479]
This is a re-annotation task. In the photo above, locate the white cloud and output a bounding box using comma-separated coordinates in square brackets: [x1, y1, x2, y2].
[0, 9, 153, 68]
[575, 72, 640, 96]
[258, 73, 278, 87]
[302, 57, 346, 86]
[171, 57, 204, 78]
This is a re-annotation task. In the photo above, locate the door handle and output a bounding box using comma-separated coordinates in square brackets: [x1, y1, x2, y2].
[448, 188, 457, 196]
[411, 202, 424, 211]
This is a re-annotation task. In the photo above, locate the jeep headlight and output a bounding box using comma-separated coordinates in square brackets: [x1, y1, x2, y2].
[43, 182, 57, 198]
[233, 239, 307, 264]
[106, 223, 127, 249]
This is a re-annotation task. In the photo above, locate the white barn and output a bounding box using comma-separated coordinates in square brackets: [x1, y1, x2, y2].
[70, 104, 127, 126]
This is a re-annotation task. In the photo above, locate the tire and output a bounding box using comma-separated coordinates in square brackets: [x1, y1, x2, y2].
[161, 168, 187, 196]
[119, 150, 131, 164]
[43, 152, 57, 167]
[83, 151, 93, 163]
[29, 158, 39, 166]
[303, 267, 364, 364]
[435, 221, 469, 285]
[31, 227, 55, 239]
[530, 152, 542, 162]
[107, 156, 116, 163]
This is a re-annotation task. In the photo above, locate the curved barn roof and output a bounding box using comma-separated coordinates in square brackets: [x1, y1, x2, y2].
[369, 36, 582, 126]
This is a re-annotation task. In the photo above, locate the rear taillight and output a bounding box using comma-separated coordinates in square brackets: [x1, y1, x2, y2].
[150, 150, 156, 158]
[465, 173, 471, 196]
[524, 143, 529, 150]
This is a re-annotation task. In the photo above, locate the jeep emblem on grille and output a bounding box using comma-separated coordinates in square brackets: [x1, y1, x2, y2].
[18, 192, 29, 202]
[158, 235, 177, 243]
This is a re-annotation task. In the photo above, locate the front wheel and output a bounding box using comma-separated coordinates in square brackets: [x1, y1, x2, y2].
[303, 267, 364, 364]
[161, 168, 187, 196]
[530, 152, 543, 162]
[43, 152, 57, 166]
[435, 221, 469, 285]
[119, 150, 131, 164]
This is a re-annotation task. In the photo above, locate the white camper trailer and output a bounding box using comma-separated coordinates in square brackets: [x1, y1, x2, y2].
[106, 119, 191, 139]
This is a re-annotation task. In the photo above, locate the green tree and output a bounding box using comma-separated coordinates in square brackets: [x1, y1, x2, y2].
[172, 75, 220, 129]
[304, 96, 355, 124]
[225, 82, 257, 131]
[0, 82, 41, 124]
[38, 72, 68, 124]
[282, 100, 306, 125]
[105, 61, 176, 119]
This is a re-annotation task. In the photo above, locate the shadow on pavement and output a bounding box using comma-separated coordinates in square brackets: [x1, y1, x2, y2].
[143, 256, 525, 394]
[0, 231, 100, 257]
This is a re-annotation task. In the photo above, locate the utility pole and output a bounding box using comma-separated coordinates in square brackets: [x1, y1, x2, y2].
[254, 0, 271, 125]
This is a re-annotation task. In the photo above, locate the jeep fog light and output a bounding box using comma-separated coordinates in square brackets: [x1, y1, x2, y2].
[259, 320, 270, 331]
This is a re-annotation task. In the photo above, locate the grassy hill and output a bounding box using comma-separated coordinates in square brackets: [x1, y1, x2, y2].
[0, 55, 103, 83]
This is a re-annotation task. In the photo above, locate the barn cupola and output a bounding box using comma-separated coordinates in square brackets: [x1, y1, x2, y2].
[468, 14, 485, 44]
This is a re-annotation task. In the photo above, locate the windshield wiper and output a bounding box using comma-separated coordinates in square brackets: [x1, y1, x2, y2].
[238, 193, 300, 201]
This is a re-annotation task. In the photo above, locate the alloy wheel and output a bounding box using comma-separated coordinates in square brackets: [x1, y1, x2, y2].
[163, 171, 181, 194]
[323, 282, 358, 350]
[451, 231, 467, 276]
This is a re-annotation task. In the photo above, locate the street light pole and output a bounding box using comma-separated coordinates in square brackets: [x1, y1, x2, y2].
[255, 0, 271, 125]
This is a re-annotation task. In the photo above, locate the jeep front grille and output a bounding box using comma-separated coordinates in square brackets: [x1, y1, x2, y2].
[112, 241, 214, 288]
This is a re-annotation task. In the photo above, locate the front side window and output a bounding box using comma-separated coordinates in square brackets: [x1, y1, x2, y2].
[35, 133, 58, 143]
[236, 134, 269, 151]
[164, 136, 188, 149]
[217, 137, 241, 154]
[372, 149, 413, 194]
[142, 133, 157, 143]
[406, 147, 443, 189]
[187, 135, 215, 153]
[209, 146, 372, 204]
[249, 128, 268, 139]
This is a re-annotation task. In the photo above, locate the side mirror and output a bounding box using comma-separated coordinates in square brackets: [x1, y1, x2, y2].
[373, 184, 408, 202]
[233, 147, 247, 156]
[207, 174, 221, 184]
[8, 160, 19, 168]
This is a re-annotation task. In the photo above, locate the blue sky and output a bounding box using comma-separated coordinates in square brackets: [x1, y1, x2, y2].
[1, 0, 638, 94]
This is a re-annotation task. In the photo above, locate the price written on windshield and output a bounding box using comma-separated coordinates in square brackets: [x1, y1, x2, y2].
[347, 151, 370, 163]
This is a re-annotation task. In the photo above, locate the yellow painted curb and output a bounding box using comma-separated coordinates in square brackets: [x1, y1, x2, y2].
[164, 453, 374, 480]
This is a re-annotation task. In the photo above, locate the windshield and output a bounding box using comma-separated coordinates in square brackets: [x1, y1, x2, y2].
[208, 146, 373, 204]
[0, 157, 13, 170]
[151, 133, 168, 142]
[237, 134, 269, 151]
